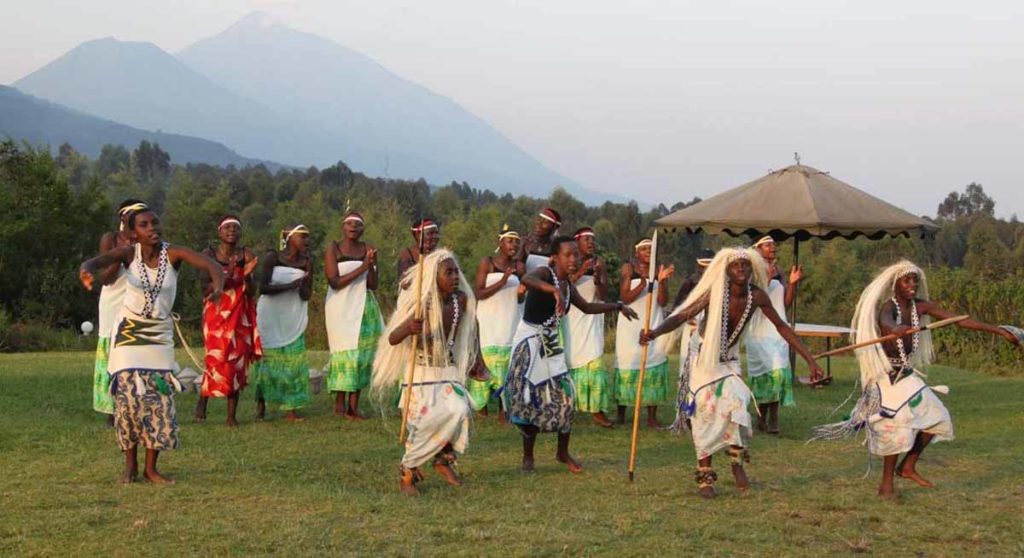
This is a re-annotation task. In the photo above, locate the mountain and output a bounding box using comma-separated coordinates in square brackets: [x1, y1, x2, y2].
[177, 13, 593, 200]
[13, 36, 325, 168]
[0, 85, 266, 167]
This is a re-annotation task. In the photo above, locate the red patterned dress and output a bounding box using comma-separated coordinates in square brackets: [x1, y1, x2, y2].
[201, 260, 262, 397]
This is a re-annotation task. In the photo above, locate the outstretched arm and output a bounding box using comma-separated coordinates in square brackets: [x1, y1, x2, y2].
[80, 245, 135, 291]
[754, 288, 823, 380]
[568, 283, 637, 319]
[920, 300, 1020, 345]
[641, 292, 710, 344]
[168, 245, 224, 300]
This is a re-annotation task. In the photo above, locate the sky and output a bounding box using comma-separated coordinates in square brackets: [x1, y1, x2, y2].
[1, 0, 1022, 217]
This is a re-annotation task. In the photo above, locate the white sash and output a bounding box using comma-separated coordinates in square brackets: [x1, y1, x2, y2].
[477, 272, 521, 348]
[565, 276, 604, 368]
[878, 372, 928, 418]
[257, 266, 308, 349]
[526, 253, 550, 274]
[513, 320, 568, 387]
[614, 278, 667, 370]
[325, 261, 368, 352]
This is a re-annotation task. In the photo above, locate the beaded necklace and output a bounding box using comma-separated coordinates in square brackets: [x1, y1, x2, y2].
[541, 266, 569, 329]
[138, 242, 169, 319]
[720, 282, 754, 361]
[890, 297, 920, 367]
[446, 292, 460, 355]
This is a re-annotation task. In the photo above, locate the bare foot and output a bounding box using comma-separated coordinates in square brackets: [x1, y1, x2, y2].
[255, 401, 266, 421]
[732, 464, 750, 492]
[192, 412, 206, 424]
[143, 470, 175, 485]
[877, 481, 896, 499]
[698, 485, 717, 499]
[556, 453, 583, 473]
[592, 413, 615, 429]
[433, 461, 463, 487]
[399, 467, 420, 496]
[897, 467, 934, 488]
[346, 412, 366, 421]
[646, 417, 665, 429]
[756, 419, 767, 432]
[119, 469, 137, 484]
[498, 411, 507, 425]
[284, 411, 305, 423]
[225, 417, 239, 428]
[521, 457, 535, 473]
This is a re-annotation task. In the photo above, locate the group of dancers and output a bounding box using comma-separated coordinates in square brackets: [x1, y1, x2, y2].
[79, 200, 1021, 498]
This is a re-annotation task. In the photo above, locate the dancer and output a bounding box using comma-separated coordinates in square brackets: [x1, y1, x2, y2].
[92, 199, 144, 424]
[79, 205, 225, 484]
[640, 247, 823, 498]
[615, 238, 674, 427]
[470, 224, 525, 419]
[253, 225, 312, 422]
[504, 236, 638, 473]
[325, 211, 383, 420]
[518, 207, 561, 273]
[194, 215, 261, 427]
[565, 227, 614, 427]
[745, 235, 802, 433]
[372, 249, 485, 495]
[813, 260, 1019, 499]
[397, 218, 440, 279]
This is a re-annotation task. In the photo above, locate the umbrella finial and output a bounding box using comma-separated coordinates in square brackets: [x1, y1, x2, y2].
[794, 152, 801, 166]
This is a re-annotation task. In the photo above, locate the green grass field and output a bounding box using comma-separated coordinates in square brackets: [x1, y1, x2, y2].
[1, 351, 1023, 557]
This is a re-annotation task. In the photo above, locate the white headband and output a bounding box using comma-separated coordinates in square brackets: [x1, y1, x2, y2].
[634, 239, 653, 250]
[219, 218, 241, 229]
[752, 235, 774, 249]
[411, 223, 438, 232]
[119, 202, 148, 215]
[575, 231, 595, 238]
[344, 215, 364, 224]
[696, 258, 713, 267]
[280, 224, 309, 250]
[538, 212, 561, 226]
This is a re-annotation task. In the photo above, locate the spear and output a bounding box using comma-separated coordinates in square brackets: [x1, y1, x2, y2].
[628, 231, 658, 482]
[812, 315, 968, 360]
[399, 221, 428, 444]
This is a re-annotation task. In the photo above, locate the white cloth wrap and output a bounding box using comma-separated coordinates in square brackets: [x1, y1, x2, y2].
[477, 272, 521, 349]
[513, 320, 568, 391]
[743, 278, 790, 376]
[867, 373, 954, 456]
[690, 366, 753, 459]
[108, 244, 178, 376]
[324, 261, 367, 352]
[615, 279, 667, 370]
[398, 365, 471, 468]
[256, 266, 308, 349]
[97, 268, 128, 339]
[526, 253, 549, 274]
[565, 276, 604, 368]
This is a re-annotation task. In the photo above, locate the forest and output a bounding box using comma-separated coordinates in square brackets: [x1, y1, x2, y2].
[1, 139, 1021, 373]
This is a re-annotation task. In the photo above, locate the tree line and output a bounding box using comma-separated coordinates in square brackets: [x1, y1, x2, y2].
[1, 139, 1021, 373]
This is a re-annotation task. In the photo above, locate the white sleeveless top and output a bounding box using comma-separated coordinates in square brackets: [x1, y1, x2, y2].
[565, 275, 604, 368]
[615, 278, 667, 370]
[477, 272, 521, 349]
[107, 243, 178, 374]
[257, 265, 308, 349]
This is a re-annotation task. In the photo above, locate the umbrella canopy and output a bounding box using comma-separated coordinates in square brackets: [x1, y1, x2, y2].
[655, 164, 938, 240]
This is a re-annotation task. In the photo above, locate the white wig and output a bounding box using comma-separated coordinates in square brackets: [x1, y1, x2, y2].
[850, 260, 933, 387]
[371, 249, 479, 394]
[668, 247, 768, 371]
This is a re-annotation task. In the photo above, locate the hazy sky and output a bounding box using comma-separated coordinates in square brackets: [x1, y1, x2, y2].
[2, 0, 1022, 217]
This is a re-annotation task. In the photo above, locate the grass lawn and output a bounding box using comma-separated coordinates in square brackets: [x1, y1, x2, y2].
[1, 351, 1023, 557]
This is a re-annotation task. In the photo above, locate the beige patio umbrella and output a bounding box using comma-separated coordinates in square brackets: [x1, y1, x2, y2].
[655, 160, 938, 330]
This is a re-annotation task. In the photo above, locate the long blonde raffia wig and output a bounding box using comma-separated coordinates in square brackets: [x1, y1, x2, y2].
[371, 249, 479, 394]
[850, 260, 933, 387]
[668, 247, 768, 370]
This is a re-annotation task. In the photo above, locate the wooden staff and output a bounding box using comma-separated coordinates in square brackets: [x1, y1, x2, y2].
[628, 232, 657, 482]
[813, 315, 967, 360]
[398, 230, 428, 444]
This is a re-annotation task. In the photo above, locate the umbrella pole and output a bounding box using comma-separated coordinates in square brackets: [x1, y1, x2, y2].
[789, 238, 799, 370]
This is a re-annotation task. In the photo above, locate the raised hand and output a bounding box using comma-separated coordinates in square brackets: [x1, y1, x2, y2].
[243, 256, 259, 277]
[657, 264, 675, 282]
[790, 265, 804, 284]
[79, 266, 95, 291]
[365, 248, 377, 267]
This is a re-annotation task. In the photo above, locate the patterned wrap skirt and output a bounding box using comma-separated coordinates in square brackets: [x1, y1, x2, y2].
[252, 334, 311, 411]
[113, 369, 180, 451]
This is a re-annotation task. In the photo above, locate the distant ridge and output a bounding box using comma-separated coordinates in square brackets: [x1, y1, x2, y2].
[0, 85, 270, 168]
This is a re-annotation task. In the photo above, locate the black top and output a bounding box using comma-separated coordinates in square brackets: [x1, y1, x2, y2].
[522, 271, 567, 325]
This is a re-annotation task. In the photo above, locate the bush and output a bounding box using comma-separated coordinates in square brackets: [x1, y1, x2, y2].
[2, 322, 94, 352]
